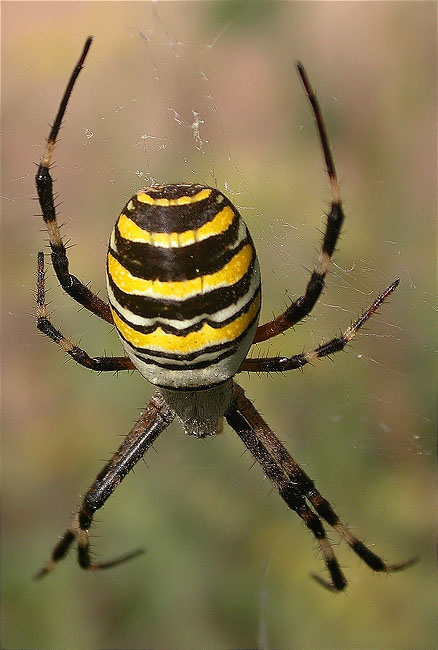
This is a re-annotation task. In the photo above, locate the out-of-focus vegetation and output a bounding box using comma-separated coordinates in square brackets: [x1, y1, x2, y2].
[2, 3, 435, 649]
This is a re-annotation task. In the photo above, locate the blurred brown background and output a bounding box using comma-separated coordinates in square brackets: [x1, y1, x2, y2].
[2, 2, 436, 649]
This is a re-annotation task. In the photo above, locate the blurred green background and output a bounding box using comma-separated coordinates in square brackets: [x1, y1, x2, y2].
[2, 3, 435, 649]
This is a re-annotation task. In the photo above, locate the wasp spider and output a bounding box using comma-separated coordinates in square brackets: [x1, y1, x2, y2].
[35, 37, 414, 591]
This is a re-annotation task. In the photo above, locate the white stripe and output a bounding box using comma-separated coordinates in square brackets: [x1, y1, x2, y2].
[109, 227, 118, 253]
[118, 322, 259, 389]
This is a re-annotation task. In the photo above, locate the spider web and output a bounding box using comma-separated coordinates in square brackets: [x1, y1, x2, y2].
[4, 0, 434, 517]
[2, 3, 436, 648]
[32, 4, 432, 460]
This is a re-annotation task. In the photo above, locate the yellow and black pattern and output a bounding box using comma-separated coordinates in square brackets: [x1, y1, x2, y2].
[106, 184, 261, 389]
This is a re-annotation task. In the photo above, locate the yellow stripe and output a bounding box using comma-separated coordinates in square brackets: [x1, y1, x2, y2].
[111, 292, 260, 354]
[107, 243, 253, 299]
[117, 205, 236, 248]
[137, 187, 212, 206]
[195, 205, 235, 241]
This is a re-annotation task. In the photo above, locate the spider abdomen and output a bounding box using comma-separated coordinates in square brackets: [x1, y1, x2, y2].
[106, 184, 261, 389]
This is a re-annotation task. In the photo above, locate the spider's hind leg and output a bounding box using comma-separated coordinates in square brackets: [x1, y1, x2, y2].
[35, 518, 144, 578]
[305, 484, 417, 590]
[226, 382, 415, 591]
[35, 392, 175, 578]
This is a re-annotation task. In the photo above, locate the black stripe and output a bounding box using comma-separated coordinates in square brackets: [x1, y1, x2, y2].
[134, 183, 207, 201]
[126, 185, 236, 233]
[107, 259, 258, 324]
[133, 346, 237, 374]
[111, 283, 261, 335]
[113, 213, 243, 281]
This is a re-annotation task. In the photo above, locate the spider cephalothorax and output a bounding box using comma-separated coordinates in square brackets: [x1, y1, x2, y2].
[35, 37, 414, 590]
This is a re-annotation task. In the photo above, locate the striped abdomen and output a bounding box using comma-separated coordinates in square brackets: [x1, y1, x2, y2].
[106, 184, 261, 389]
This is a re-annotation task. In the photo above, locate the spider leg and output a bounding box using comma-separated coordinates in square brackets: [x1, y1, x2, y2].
[35, 36, 113, 324]
[254, 62, 344, 344]
[36, 252, 134, 371]
[226, 382, 415, 591]
[226, 389, 347, 591]
[35, 392, 175, 578]
[241, 278, 399, 373]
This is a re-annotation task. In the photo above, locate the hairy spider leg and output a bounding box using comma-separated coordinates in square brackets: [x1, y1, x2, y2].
[36, 252, 134, 371]
[241, 279, 400, 372]
[35, 36, 113, 324]
[253, 62, 344, 344]
[35, 392, 174, 578]
[226, 383, 416, 591]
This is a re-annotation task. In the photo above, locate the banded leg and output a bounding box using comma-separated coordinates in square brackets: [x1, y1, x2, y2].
[36, 252, 134, 371]
[241, 278, 399, 373]
[254, 62, 344, 344]
[35, 392, 175, 578]
[35, 36, 113, 324]
[226, 382, 415, 591]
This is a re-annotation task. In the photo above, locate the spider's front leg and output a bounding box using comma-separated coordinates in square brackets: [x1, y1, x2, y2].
[35, 36, 113, 324]
[35, 392, 175, 578]
[254, 62, 345, 344]
[226, 382, 415, 591]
